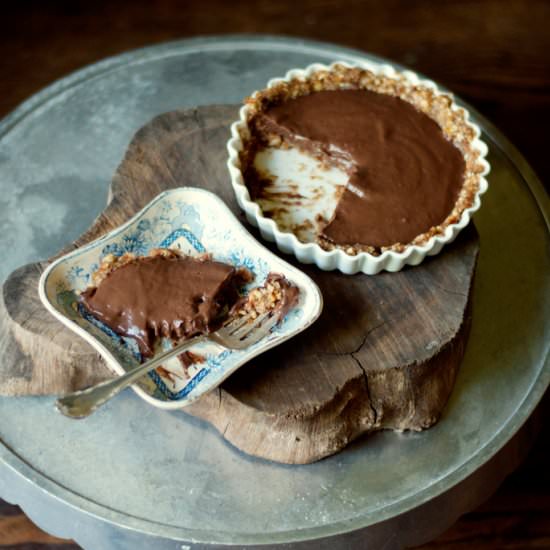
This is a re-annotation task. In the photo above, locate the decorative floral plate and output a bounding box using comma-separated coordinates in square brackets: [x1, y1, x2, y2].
[38, 187, 323, 409]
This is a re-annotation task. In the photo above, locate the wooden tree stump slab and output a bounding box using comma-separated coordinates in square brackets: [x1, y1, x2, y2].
[0, 105, 478, 464]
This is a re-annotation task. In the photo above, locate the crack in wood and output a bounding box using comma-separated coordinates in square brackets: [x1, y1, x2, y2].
[430, 281, 469, 298]
[11, 305, 44, 329]
[317, 320, 387, 357]
[160, 154, 179, 188]
[351, 354, 379, 427]
[222, 421, 230, 437]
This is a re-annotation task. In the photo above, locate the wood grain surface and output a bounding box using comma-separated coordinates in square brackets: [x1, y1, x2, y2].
[0, 105, 477, 464]
[0, 0, 548, 547]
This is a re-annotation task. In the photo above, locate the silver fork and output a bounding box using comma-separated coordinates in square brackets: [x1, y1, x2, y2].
[56, 310, 279, 419]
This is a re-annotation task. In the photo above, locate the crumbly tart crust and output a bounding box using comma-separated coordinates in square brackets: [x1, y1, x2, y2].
[233, 273, 299, 320]
[239, 64, 486, 255]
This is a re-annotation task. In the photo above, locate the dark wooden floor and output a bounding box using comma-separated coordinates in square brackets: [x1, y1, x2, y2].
[1, 1, 549, 548]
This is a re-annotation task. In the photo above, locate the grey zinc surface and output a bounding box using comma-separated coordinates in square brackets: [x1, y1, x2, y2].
[0, 36, 549, 549]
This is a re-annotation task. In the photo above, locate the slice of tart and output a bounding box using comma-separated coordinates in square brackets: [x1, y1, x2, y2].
[79, 249, 298, 358]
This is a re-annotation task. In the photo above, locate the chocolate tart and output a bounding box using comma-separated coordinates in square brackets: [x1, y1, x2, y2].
[79, 249, 299, 359]
[227, 62, 490, 274]
[79, 249, 251, 358]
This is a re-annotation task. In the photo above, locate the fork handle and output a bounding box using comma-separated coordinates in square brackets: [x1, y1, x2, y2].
[56, 335, 208, 418]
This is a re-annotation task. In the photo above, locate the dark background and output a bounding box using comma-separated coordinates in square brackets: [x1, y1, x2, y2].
[0, 1, 548, 548]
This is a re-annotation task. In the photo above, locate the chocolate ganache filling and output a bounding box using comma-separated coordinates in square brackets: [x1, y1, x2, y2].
[249, 89, 466, 249]
[80, 255, 248, 358]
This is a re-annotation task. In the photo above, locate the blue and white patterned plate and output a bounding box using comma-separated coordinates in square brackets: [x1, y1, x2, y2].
[38, 188, 323, 409]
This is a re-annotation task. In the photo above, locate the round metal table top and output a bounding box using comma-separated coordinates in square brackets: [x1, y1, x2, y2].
[0, 35, 548, 549]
